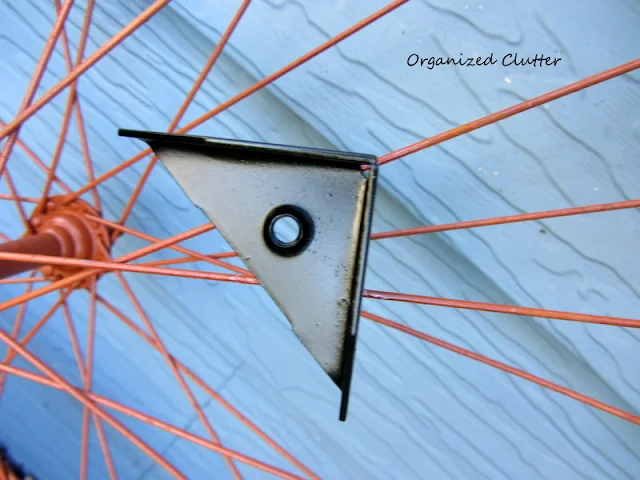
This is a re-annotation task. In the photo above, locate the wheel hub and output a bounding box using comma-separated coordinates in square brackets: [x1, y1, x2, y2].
[2, 195, 114, 288]
[30, 196, 113, 287]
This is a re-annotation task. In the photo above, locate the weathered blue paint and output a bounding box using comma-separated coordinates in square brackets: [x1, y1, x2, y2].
[1, 0, 639, 478]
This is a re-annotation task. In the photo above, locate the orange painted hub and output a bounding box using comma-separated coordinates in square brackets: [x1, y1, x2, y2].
[28, 195, 113, 288]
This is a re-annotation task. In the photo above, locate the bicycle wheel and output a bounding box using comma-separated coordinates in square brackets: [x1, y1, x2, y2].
[0, 0, 639, 478]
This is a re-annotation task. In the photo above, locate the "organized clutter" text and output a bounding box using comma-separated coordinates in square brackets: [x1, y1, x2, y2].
[407, 53, 562, 69]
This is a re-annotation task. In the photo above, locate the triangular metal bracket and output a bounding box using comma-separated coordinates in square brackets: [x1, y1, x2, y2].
[119, 129, 378, 420]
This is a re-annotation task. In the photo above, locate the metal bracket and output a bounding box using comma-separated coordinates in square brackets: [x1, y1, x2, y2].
[119, 129, 378, 420]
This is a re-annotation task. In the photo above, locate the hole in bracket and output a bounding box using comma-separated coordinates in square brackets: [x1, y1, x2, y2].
[272, 214, 301, 245]
[263, 205, 314, 256]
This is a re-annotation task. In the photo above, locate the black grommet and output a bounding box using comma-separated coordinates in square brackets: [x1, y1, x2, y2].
[263, 205, 314, 256]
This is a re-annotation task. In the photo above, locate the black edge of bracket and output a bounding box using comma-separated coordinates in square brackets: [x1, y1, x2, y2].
[338, 163, 377, 421]
[118, 129, 376, 169]
[119, 128, 378, 421]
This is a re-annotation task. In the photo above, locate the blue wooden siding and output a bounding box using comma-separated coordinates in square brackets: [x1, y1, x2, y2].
[0, 0, 639, 478]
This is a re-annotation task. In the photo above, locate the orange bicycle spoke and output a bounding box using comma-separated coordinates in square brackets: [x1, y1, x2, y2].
[0, 121, 73, 194]
[0, 274, 36, 398]
[61, 299, 87, 381]
[66, 0, 409, 203]
[85, 278, 118, 480]
[42, 87, 76, 204]
[86, 279, 97, 395]
[372, 198, 640, 240]
[0, 364, 307, 480]
[92, 412, 118, 480]
[0, 289, 72, 397]
[0, 259, 256, 314]
[65, 149, 151, 204]
[116, 0, 253, 231]
[177, 0, 410, 135]
[363, 290, 640, 328]
[0, 0, 172, 143]
[114, 271, 242, 479]
[89, 216, 249, 276]
[0, 459, 7, 480]
[0, 0, 75, 177]
[3, 171, 31, 232]
[61, 298, 107, 479]
[379, 57, 640, 165]
[43, 0, 96, 205]
[0, 252, 258, 285]
[60, 0, 102, 210]
[73, 96, 102, 211]
[0, 270, 96, 313]
[0, 276, 47, 285]
[143, 251, 238, 268]
[97, 296, 320, 480]
[168, 0, 253, 132]
[117, 223, 216, 263]
[61, 283, 117, 480]
[0, 224, 257, 312]
[82, 280, 95, 480]
[0, 194, 40, 204]
[362, 311, 640, 425]
[0, 329, 186, 479]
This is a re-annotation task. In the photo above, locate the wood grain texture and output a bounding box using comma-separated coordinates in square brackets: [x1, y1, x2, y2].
[1, 0, 639, 478]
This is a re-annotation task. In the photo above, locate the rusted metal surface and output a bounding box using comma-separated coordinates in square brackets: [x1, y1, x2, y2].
[122, 129, 378, 420]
